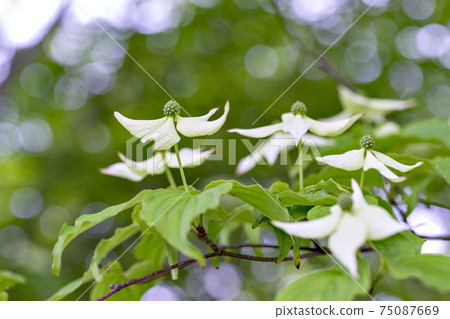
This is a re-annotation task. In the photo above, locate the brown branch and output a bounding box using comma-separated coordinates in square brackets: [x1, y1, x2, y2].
[96, 253, 217, 301]
[96, 227, 375, 301]
[96, 246, 375, 301]
[220, 243, 318, 251]
[96, 250, 323, 301]
[196, 226, 220, 252]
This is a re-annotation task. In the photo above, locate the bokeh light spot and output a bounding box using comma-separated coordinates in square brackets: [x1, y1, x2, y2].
[10, 187, 44, 219]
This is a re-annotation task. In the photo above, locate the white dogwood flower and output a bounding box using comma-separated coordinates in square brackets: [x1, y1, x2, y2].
[236, 132, 334, 176]
[338, 85, 416, 123]
[100, 148, 215, 182]
[316, 135, 423, 182]
[273, 179, 409, 277]
[114, 100, 229, 150]
[228, 101, 362, 144]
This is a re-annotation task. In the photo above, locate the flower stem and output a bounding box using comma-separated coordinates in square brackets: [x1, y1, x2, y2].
[298, 141, 304, 190]
[164, 166, 176, 188]
[360, 169, 365, 189]
[174, 143, 188, 191]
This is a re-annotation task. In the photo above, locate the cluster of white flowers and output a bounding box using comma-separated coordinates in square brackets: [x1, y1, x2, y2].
[317, 134, 423, 183]
[102, 87, 423, 277]
[102, 100, 229, 184]
[101, 148, 215, 182]
[273, 180, 409, 277]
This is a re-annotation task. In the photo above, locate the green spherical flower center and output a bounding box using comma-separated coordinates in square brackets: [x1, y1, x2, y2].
[338, 193, 353, 211]
[360, 135, 375, 150]
[291, 101, 307, 115]
[163, 100, 181, 116]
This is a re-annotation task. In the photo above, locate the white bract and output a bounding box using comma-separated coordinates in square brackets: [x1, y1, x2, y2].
[338, 85, 416, 123]
[228, 101, 362, 144]
[236, 132, 334, 176]
[114, 100, 230, 150]
[273, 179, 409, 277]
[100, 148, 215, 182]
[316, 135, 423, 182]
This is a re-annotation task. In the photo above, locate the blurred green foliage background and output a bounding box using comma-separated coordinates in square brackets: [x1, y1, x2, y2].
[0, 0, 449, 300]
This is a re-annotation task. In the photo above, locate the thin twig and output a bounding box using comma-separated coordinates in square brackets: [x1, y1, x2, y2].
[196, 226, 220, 252]
[220, 243, 318, 251]
[96, 246, 375, 301]
[96, 253, 216, 301]
[96, 251, 322, 301]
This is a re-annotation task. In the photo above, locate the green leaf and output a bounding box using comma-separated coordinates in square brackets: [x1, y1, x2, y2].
[89, 224, 140, 280]
[307, 206, 331, 220]
[134, 232, 166, 264]
[402, 118, 450, 148]
[164, 242, 179, 280]
[269, 181, 290, 194]
[293, 237, 301, 269]
[47, 272, 92, 301]
[205, 180, 290, 222]
[372, 232, 424, 264]
[52, 190, 151, 276]
[389, 254, 450, 293]
[90, 259, 162, 301]
[305, 167, 384, 189]
[0, 270, 26, 292]
[431, 156, 450, 184]
[304, 179, 351, 194]
[89, 262, 144, 301]
[275, 259, 370, 301]
[277, 180, 347, 206]
[272, 226, 292, 263]
[405, 178, 431, 215]
[140, 183, 233, 266]
[243, 223, 263, 257]
[278, 190, 336, 206]
[207, 220, 223, 269]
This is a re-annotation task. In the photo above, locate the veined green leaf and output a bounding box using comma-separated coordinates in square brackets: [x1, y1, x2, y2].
[140, 183, 233, 266]
[134, 232, 165, 264]
[52, 190, 151, 276]
[89, 224, 140, 280]
[389, 254, 450, 293]
[275, 259, 370, 301]
[372, 232, 424, 264]
[277, 180, 346, 206]
[278, 190, 336, 206]
[205, 180, 290, 222]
